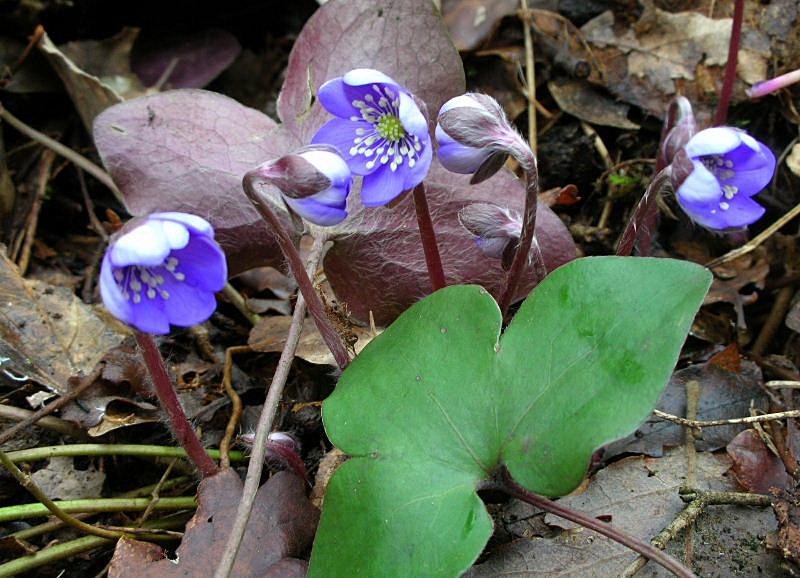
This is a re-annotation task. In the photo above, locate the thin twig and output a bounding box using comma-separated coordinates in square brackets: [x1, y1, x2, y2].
[213, 234, 327, 578]
[714, 0, 744, 126]
[752, 286, 795, 356]
[221, 282, 261, 325]
[654, 408, 800, 428]
[412, 183, 446, 291]
[766, 380, 800, 389]
[495, 467, 697, 578]
[136, 459, 177, 526]
[0, 449, 123, 539]
[683, 380, 700, 568]
[220, 345, 250, 468]
[520, 0, 537, 154]
[243, 173, 350, 369]
[0, 102, 124, 204]
[135, 332, 218, 478]
[17, 149, 56, 275]
[0, 364, 103, 446]
[706, 199, 800, 268]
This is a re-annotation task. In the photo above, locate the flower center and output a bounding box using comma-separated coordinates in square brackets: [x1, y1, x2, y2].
[376, 115, 405, 142]
[347, 84, 423, 173]
[113, 256, 185, 304]
[700, 154, 738, 212]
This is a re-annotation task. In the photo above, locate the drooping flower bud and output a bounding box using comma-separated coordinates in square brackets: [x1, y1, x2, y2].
[458, 202, 522, 269]
[658, 96, 697, 170]
[670, 127, 775, 229]
[251, 145, 352, 227]
[99, 212, 227, 334]
[436, 93, 522, 184]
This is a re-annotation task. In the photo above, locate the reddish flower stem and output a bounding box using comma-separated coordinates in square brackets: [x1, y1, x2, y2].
[493, 467, 698, 578]
[243, 172, 351, 370]
[616, 168, 672, 257]
[412, 183, 447, 291]
[714, 0, 744, 126]
[498, 151, 546, 319]
[134, 332, 218, 478]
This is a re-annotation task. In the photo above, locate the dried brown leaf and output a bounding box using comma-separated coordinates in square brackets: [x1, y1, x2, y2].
[727, 429, 792, 494]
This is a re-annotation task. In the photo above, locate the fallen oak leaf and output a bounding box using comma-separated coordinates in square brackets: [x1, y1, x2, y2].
[108, 469, 318, 578]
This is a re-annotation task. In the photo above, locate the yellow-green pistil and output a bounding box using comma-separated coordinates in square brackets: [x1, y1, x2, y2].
[376, 115, 405, 142]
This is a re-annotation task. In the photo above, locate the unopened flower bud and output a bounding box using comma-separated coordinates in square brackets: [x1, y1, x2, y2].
[458, 202, 521, 269]
[436, 93, 518, 184]
[658, 96, 697, 169]
[252, 145, 352, 226]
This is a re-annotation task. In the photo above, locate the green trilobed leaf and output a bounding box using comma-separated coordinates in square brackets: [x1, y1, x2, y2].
[309, 257, 711, 578]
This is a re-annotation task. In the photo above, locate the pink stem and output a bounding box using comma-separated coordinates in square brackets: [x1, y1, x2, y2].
[714, 0, 744, 126]
[134, 332, 218, 478]
[412, 183, 447, 291]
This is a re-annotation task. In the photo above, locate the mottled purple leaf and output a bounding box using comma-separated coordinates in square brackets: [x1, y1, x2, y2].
[326, 161, 576, 325]
[131, 29, 241, 90]
[93, 89, 293, 274]
[278, 0, 465, 143]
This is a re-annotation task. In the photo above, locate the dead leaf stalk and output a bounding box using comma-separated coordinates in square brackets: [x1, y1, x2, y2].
[654, 408, 800, 428]
[16, 149, 56, 275]
[213, 233, 327, 578]
[412, 182, 447, 291]
[0, 103, 124, 204]
[134, 332, 219, 478]
[221, 282, 261, 325]
[493, 466, 698, 578]
[220, 345, 250, 468]
[5, 444, 244, 464]
[751, 286, 795, 357]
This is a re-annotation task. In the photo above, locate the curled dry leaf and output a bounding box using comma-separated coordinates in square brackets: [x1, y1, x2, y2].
[108, 469, 319, 578]
[727, 429, 792, 494]
[548, 79, 639, 130]
[0, 247, 126, 394]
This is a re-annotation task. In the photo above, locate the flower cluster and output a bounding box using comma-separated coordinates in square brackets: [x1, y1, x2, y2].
[100, 213, 227, 334]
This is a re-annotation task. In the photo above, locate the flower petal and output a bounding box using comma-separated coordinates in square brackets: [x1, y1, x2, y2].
[284, 196, 348, 226]
[439, 94, 482, 115]
[299, 149, 351, 186]
[318, 78, 359, 118]
[436, 125, 492, 173]
[153, 213, 214, 239]
[402, 141, 433, 191]
[99, 254, 133, 325]
[110, 221, 171, 267]
[169, 235, 228, 292]
[361, 164, 406, 206]
[311, 118, 378, 175]
[684, 127, 743, 158]
[343, 68, 399, 88]
[128, 299, 171, 335]
[719, 144, 776, 197]
[398, 92, 428, 138]
[307, 184, 349, 207]
[681, 194, 765, 230]
[676, 161, 722, 204]
[159, 220, 191, 250]
[475, 236, 510, 259]
[158, 276, 218, 327]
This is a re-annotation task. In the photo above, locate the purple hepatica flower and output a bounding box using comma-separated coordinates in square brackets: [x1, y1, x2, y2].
[100, 213, 227, 335]
[458, 202, 521, 269]
[671, 127, 776, 230]
[436, 93, 514, 183]
[311, 69, 432, 206]
[253, 145, 352, 226]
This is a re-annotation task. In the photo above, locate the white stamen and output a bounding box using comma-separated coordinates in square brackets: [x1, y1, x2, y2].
[390, 162, 397, 171]
[133, 293, 141, 304]
[113, 270, 124, 282]
[174, 272, 185, 281]
[147, 288, 156, 299]
[719, 202, 730, 210]
[160, 290, 170, 300]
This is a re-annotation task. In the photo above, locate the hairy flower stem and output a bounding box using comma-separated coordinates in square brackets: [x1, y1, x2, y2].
[498, 152, 546, 319]
[493, 467, 698, 578]
[412, 183, 447, 291]
[243, 172, 350, 370]
[213, 235, 327, 578]
[616, 168, 672, 257]
[714, 0, 744, 126]
[134, 332, 219, 478]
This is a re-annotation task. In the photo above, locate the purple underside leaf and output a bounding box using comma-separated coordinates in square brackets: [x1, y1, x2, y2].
[131, 28, 241, 90]
[326, 161, 577, 325]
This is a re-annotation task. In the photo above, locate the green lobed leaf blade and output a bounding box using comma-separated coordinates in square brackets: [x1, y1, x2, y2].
[310, 257, 711, 578]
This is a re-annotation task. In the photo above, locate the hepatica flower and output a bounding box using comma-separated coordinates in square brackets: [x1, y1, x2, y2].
[671, 127, 776, 229]
[311, 69, 432, 206]
[458, 202, 522, 269]
[100, 213, 227, 334]
[251, 145, 352, 226]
